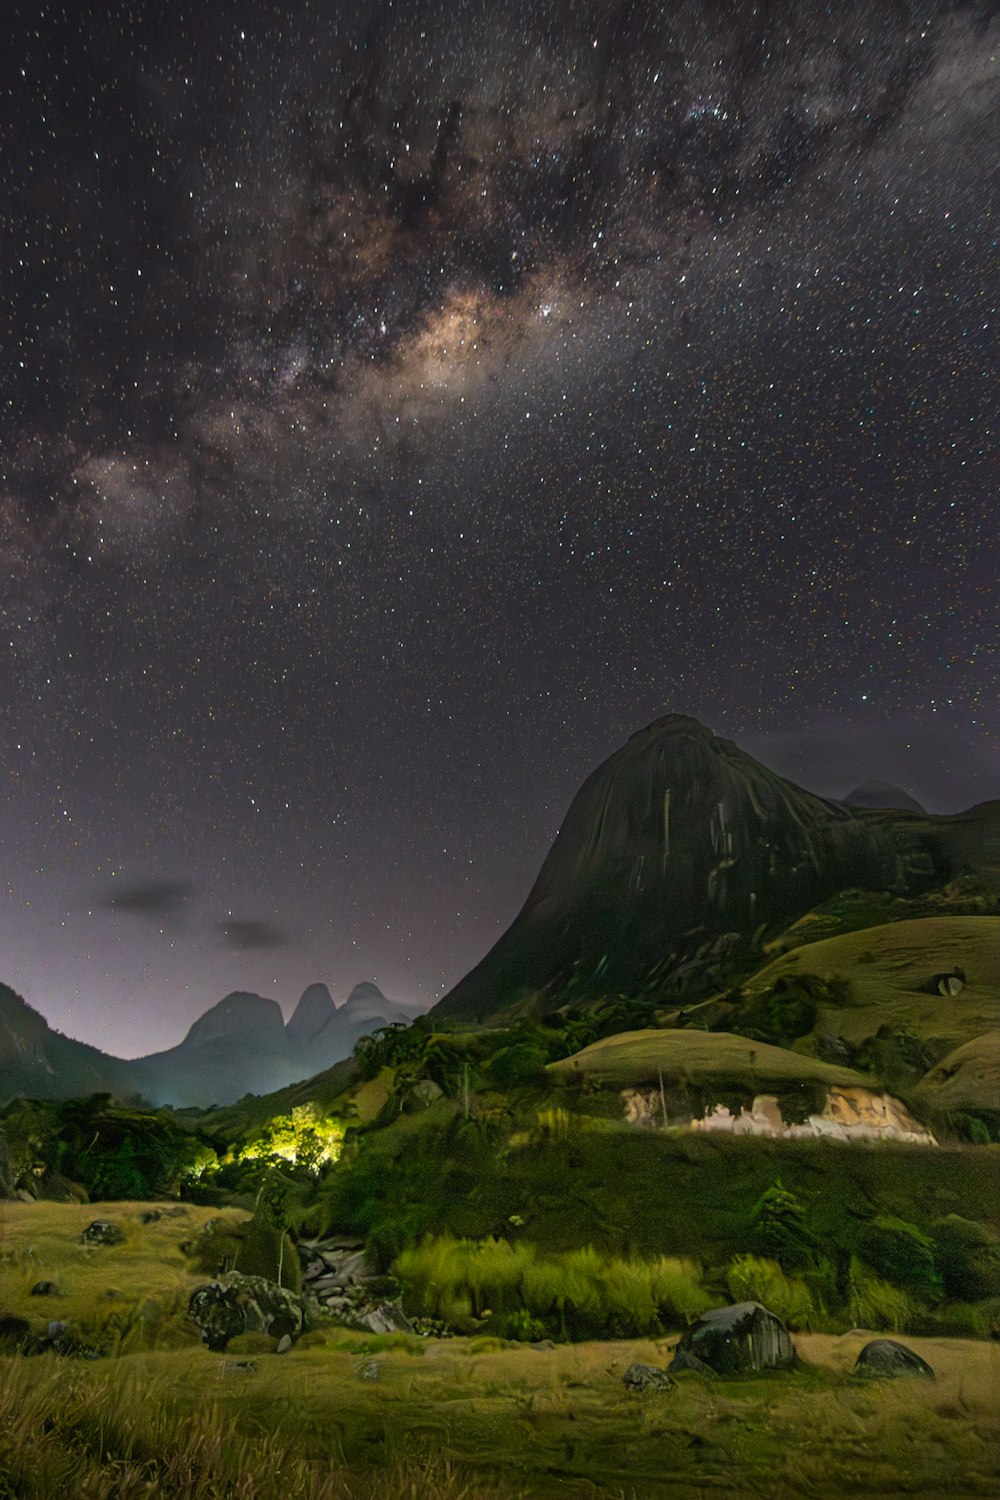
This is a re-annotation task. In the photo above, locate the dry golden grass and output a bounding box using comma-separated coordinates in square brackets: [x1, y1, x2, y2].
[2, 1203, 998, 1497]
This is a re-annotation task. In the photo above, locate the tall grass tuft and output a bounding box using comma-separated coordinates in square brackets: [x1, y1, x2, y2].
[725, 1253, 816, 1328]
[848, 1255, 915, 1332]
[394, 1235, 709, 1339]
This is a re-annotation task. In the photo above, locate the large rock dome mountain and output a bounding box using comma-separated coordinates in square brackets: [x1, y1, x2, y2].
[433, 714, 998, 1022]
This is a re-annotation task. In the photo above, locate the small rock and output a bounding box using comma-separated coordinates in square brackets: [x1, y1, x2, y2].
[359, 1359, 381, 1381]
[139, 1210, 163, 1224]
[530, 1339, 557, 1351]
[30, 1281, 58, 1297]
[854, 1340, 935, 1380]
[223, 1360, 256, 1376]
[276, 1334, 293, 1354]
[348, 1301, 413, 1335]
[81, 1220, 126, 1246]
[623, 1363, 674, 1391]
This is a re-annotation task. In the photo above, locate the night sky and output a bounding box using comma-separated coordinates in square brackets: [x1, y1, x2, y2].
[1, 1, 996, 1059]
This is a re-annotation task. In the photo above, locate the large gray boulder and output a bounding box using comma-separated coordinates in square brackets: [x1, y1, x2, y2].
[854, 1340, 935, 1380]
[188, 1272, 312, 1351]
[669, 1302, 795, 1376]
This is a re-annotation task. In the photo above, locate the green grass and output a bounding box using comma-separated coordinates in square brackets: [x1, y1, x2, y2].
[917, 1032, 1000, 1118]
[548, 1028, 869, 1090]
[747, 916, 999, 1053]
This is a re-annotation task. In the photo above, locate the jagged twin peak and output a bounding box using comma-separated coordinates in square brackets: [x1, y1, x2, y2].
[432, 713, 958, 1021]
[286, 983, 337, 1045]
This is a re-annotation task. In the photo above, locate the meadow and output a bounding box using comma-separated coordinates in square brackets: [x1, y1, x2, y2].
[2, 1198, 999, 1497]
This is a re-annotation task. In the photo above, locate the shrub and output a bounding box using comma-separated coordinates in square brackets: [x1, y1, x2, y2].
[750, 1180, 815, 1271]
[725, 1254, 815, 1328]
[931, 1215, 1000, 1302]
[857, 1215, 940, 1302]
[848, 1257, 914, 1332]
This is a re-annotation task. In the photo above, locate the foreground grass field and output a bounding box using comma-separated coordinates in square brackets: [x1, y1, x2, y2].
[2, 1328, 998, 1497]
[2, 1200, 999, 1496]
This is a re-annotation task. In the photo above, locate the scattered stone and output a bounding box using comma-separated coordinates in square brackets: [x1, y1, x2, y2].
[669, 1303, 795, 1376]
[346, 1301, 413, 1336]
[30, 1281, 58, 1297]
[276, 1333, 293, 1354]
[189, 1272, 311, 1351]
[359, 1359, 381, 1381]
[854, 1340, 935, 1380]
[81, 1220, 126, 1246]
[530, 1339, 557, 1351]
[139, 1209, 163, 1224]
[623, 1363, 674, 1391]
[223, 1360, 256, 1376]
[14, 1188, 36, 1203]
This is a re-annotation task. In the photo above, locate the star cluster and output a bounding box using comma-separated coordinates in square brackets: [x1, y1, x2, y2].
[1, 1, 996, 1055]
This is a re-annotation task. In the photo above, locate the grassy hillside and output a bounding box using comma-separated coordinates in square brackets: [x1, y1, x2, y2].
[548, 1029, 869, 1091]
[745, 916, 999, 1052]
[917, 1033, 1000, 1118]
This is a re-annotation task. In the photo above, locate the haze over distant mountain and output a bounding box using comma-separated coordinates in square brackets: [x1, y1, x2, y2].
[433, 714, 999, 1023]
[0, 980, 418, 1109]
[843, 780, 927, 813]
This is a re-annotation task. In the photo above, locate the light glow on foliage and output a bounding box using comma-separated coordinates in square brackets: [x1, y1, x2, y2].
[239, 1105, 344, 1172]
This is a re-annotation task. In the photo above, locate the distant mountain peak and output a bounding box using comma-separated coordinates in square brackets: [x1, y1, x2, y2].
[341, 980, 387, 1009]
[181, 991, 285, 1049]
[844, 780, 926, 814]
[286, 983, 336, 1043]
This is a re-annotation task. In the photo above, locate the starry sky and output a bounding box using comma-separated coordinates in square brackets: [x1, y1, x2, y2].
[1, 0, 997, 1059]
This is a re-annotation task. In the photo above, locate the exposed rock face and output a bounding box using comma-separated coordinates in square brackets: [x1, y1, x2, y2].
[297, 1237, 413, 1334]
[188, 1272, 312, 1351]
[669, 1302, 795, 1376]
[433, 715, 983, 1022]
[854, 1340, 935, 1379]
[686, 1087, 937, 1146]
[844, 780, 926, 813]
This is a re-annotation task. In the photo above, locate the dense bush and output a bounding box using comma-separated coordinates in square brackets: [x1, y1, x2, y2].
[857, 1215, 940, 1302]
[931, 1215, 1000, 1302]
[750, 1180, 816, 1271]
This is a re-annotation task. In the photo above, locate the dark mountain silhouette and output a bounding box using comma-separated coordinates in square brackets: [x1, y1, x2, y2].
[844, 779, 926, 813]
[433, 714, 999, 1022]
[0, 980, 419, 1109]
[0, 982, 136, 1102]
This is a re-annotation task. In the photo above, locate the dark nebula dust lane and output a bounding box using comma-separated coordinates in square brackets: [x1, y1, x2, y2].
[1, 1, 997, 1055]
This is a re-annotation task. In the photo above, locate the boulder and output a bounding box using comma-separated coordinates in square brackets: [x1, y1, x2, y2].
[927, 970, 965, 998]
[407, 1079, 444, 1111]
[854, 1340, 935, 1380]
[622, 1363, 674, 1391]
[669, 1302, 795, 1376]
[188, 1272, 312, 1351]
[81, 1219, 126, 1246]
